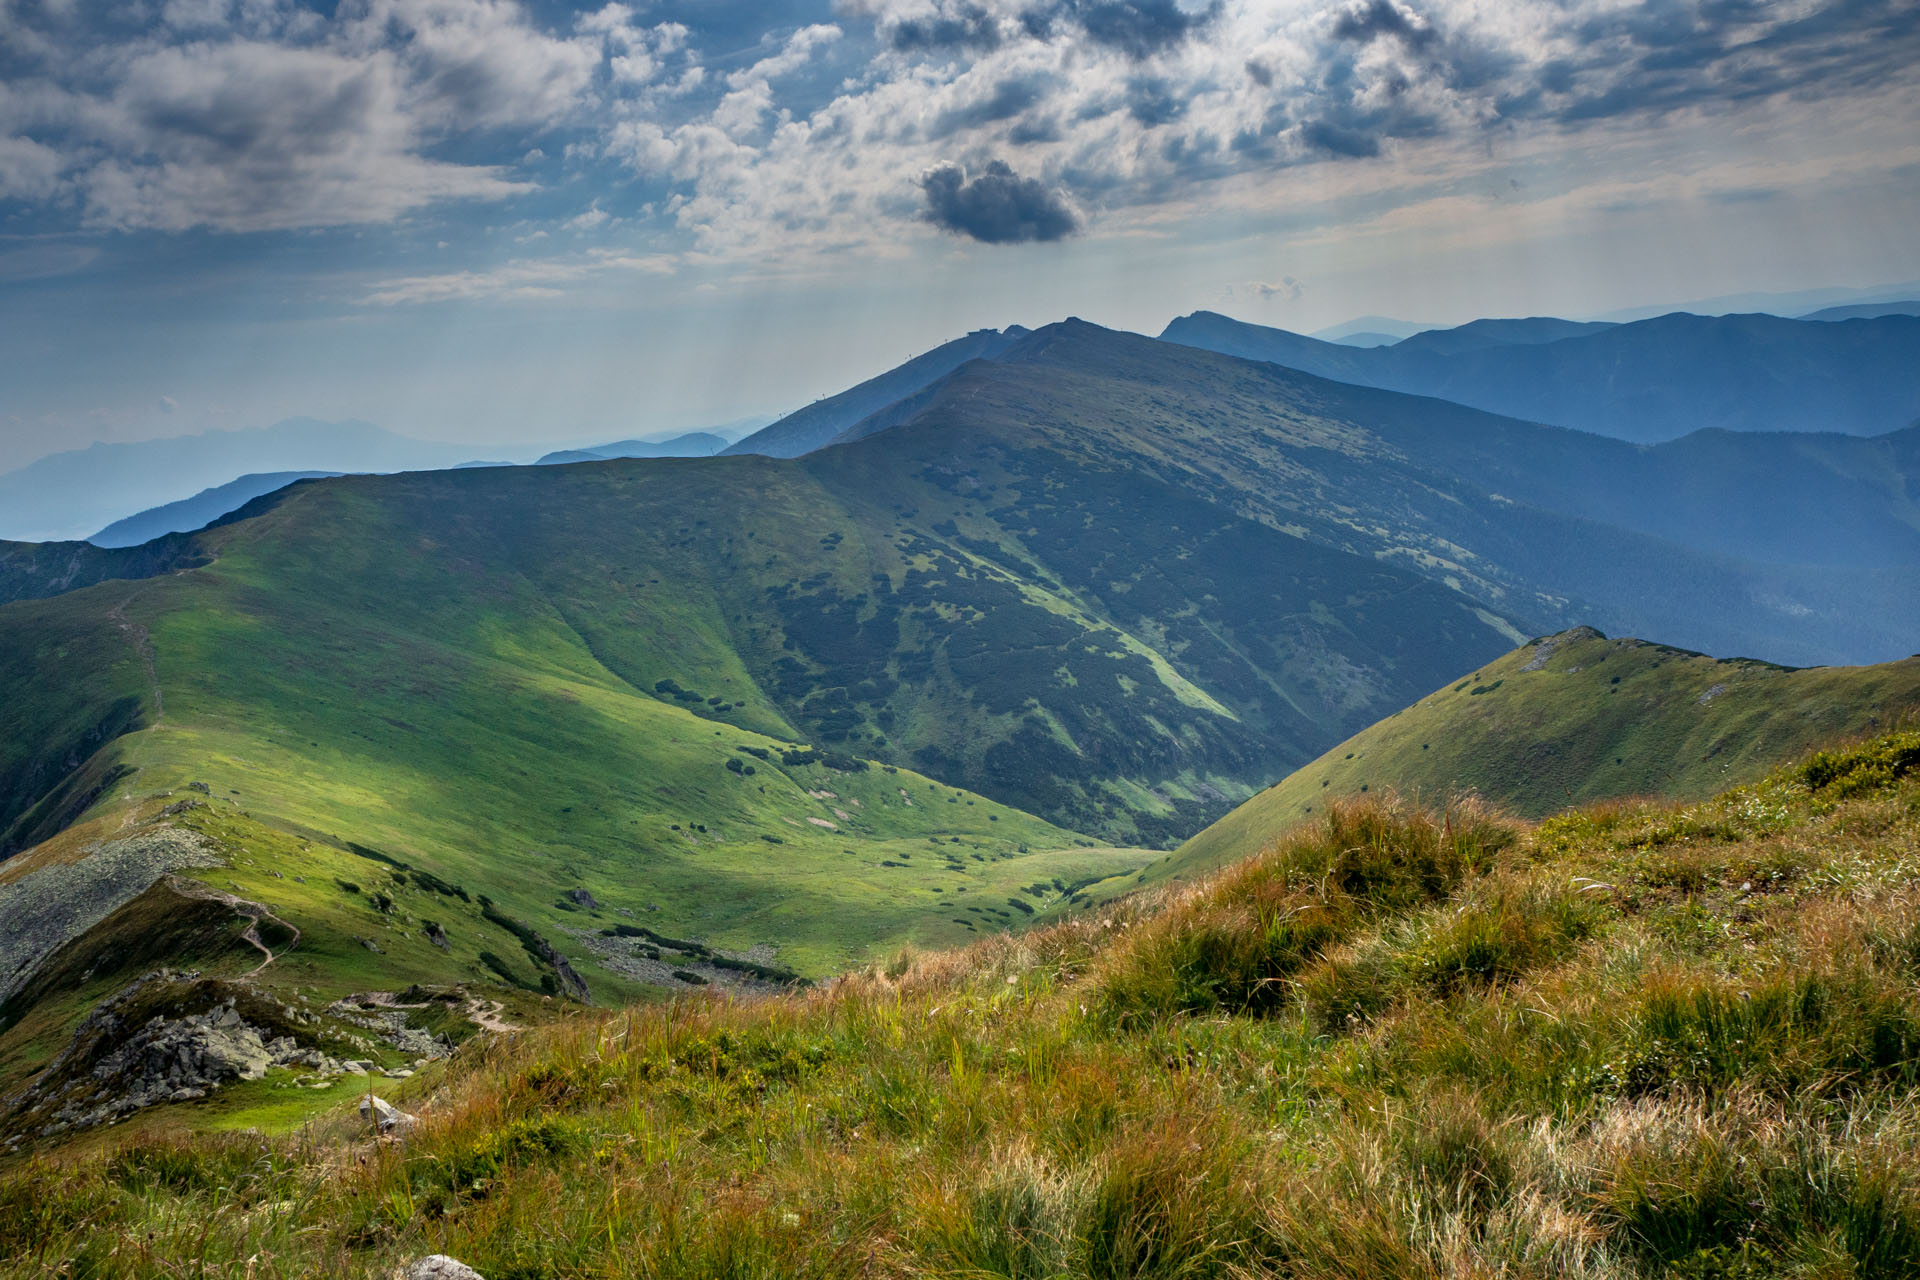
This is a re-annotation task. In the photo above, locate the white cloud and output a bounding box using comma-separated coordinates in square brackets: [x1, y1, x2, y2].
[0, 0, 649, 232]
[0, 0, 1910, 272]
[0, 134, 65, 201]
[359, 248, 676, 305]
[1246, 277, 1304, 301]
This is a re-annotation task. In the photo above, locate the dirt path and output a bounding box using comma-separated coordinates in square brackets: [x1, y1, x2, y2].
[107, 591, 162, 721]
[465, 996, 519, 1033]
[166, 876, 300, 976]
[353, 988, 520, 1034]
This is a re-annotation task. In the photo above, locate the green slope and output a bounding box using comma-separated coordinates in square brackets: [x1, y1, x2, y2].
[0, 378, 1527, 1113]
[12, 729, 1920, 1276]
[1165, 626, 1920, 882]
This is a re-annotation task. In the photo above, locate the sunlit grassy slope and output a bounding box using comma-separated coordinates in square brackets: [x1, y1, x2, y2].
[6, 729, 1920, 1278]
[0, 417, 1512, 1099]
[1164, 627, 1920, 885]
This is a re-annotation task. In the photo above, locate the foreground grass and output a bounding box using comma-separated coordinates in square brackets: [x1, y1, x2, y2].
[5, 731, 1920, 1279]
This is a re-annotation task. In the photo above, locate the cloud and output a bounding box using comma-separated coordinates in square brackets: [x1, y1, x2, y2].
[74, 39, 534, 232]
[0, 135, 65, 202]
[921, 159, 1079, 242]
[1330, 0, 1435, 48]
[369, 0, 602, 130]
[1300, 118, 1380, 158]
[0, 0, 1912, 268]
[1246, 277, 1303, 300]
[1067, 0, 1214, 59]
[876, 0, 1006, 52]
[359, 249, 675, 305]
[0, 0, 666, 232]
[931, 72, 1052, 136]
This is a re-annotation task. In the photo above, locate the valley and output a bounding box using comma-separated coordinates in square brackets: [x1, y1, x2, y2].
[1, 306, 1916, 1227]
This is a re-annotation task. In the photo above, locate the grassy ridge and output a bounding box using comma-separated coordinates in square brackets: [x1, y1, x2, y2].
[1166, 627, 1920, 884]
[6, 729, 1919, 1277]
[0, 361, 1531, 1140]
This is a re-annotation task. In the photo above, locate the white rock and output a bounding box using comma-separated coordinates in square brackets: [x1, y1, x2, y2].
[358, 1094, 419, 1133]
[405, 1257, 485, 1280]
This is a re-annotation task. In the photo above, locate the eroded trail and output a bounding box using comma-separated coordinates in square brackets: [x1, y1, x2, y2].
[166, 875, 301, 976]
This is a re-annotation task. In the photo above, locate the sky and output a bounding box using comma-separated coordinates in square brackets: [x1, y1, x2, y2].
[1, 0, 1918, 469]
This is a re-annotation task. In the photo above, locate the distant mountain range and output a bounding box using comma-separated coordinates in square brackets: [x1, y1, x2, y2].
[1161, 309, 1920, 442]
[535, 431, 729, 465]
[0, 417, 779, 547]
[1800, 300, 1920, 322]
[89, 471, 343, 547]
[0, 420, 510, 544]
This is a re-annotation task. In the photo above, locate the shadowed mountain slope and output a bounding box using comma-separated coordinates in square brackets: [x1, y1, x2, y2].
[816, 319, 1920, 665]
[1391, 316, 1618, 356]
[1163, 309, 1920, 442]
[725, 327, 1029, 458]
[0, 381, 1535, 1123]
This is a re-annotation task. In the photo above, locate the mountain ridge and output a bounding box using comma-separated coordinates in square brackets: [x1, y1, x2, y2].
[1163, 308, 1920, 442]
[1160, 625, 1920, 885]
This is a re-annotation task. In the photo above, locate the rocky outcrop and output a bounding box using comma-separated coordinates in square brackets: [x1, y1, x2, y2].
[3, 972, 452, 1143]
[326, 993, 454, 1060]
[3, 973, 327, 1137]
[539, 940, 591, 1002]
[0, 825, 221, 1003]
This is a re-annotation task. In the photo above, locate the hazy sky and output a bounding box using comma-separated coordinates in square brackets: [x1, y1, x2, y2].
[2, 0, 1917, 468]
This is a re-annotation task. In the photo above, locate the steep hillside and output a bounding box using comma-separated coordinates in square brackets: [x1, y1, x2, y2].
[2, 367, 1531, 855]
[725, 327, 1028, 458]
[1163, 309, 1920, 442]
[89, 472, 342, 547]
[8, 730, 1920, 1279]
[812, 320, 1920, 664]
[0, 536, 207, 607]
[1169, 628, 1920, 882]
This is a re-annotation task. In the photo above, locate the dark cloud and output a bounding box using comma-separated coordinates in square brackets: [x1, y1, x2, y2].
[885, 2, 1004, 52]
[1066, 0, 1215, 59]
[930, 73, 1052, 137]
[1008, 114, 1064, 144]
[1550, 0, 1920, 124]
[1126, 76, 1185, 126]
[1299, 118, 1379, 157]
[1331, 0, 1436, 47]
[921, 159, 1080, 242]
